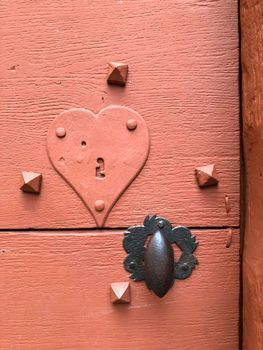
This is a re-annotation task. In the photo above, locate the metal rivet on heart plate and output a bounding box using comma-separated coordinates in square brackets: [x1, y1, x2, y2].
[56, 127, 66, 138]
[94, 200, 105, 212]
[126, 119, 137, 131]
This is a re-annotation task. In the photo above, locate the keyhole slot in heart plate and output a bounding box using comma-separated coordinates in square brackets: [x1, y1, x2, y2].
[47, 105, 150, 227]
[96, 158, 105, 178]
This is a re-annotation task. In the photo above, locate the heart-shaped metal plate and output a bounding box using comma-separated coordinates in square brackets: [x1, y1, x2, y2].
[47, 106, 150, 227]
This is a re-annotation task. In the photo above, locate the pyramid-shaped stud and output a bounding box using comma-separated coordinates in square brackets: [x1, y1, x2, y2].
[195, 164, 219, 188]
[107, 62, 128, 86]
[110, 282, 131, 304]
[20, 171, 42, 194]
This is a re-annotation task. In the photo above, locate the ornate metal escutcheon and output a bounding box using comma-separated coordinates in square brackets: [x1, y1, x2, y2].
[47, 106, 150, 227]
[123, 215, 198, 298]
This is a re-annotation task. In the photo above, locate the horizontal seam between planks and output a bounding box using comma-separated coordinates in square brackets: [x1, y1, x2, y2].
[0, 225, 240, 233]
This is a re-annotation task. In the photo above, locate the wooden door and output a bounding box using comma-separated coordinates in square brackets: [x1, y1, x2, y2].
[0, 1, 239, 349]
[241, 2, 263, 349]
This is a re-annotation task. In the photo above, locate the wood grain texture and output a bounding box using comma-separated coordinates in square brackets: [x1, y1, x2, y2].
[0, 229, 239, 350]
[0, 0, 239, 228]
[240, 2, 263, 349]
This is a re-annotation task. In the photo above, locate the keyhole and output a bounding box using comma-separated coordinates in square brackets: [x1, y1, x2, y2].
[96, 158, 105, 178]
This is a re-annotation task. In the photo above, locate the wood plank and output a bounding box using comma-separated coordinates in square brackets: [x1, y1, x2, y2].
[0, 229, 239, 349]
[0, 0, 239, 228]
[240, 1, 263, 349]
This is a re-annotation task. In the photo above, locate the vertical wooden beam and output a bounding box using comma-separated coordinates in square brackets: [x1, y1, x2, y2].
[241, 2, 263, 349]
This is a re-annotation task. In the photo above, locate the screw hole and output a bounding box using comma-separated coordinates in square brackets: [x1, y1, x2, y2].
[129, 262, 136, 270]
[158, 220, 165, 228]
[81, 141, 87, 148]
[182, 264, 189, 271]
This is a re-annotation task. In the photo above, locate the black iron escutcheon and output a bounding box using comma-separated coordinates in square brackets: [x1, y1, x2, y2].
[123, 215, 198, 298]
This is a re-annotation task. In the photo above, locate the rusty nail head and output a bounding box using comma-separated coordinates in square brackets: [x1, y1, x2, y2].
[126, 119, 137, 131]
[225, 229, 233, 248]
[20, 171, 43, 194]
[56, 127, 66, 138]
[225, 195, 230, 213]
[195, 164, 219, 188]
[110, 282, 131, 304]
[94, 200, 105, 212]
[107, 62, 128, 86]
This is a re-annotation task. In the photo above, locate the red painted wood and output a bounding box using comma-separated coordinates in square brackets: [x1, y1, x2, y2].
[0, 229, 239, 350]
[0, 1, 240, 348]
[0, 0, 239, 228]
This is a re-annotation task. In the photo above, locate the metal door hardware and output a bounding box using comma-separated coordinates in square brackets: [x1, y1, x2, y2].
[107, 62, 128, 86]
[47, 106, 150, 227]
[123, 215, 198, 298]
[110, 282, 131, 304]
[20, 171, 42, 194]
[195, 164, 219, 188]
